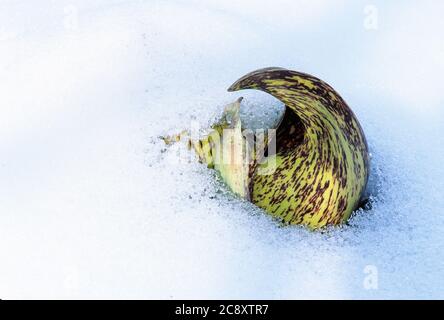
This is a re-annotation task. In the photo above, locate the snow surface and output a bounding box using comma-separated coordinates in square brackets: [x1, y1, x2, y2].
[1, 0, 443, 299]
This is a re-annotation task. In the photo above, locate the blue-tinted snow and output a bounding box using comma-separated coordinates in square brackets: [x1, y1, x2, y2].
[0, 0, 443, 298]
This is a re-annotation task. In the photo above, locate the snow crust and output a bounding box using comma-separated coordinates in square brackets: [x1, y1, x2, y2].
[0, 0, 443, 299]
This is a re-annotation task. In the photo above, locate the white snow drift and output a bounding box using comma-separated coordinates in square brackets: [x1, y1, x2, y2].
[0, 0, 443, 299]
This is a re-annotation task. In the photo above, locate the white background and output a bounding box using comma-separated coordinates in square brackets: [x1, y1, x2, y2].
[0, 0, 443, 299]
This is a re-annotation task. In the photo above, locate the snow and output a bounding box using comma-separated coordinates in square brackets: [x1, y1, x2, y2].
[1, 0, 443, 299]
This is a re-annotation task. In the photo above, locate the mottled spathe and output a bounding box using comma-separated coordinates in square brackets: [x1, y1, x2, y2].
[163, 67, 369, 230]
[228, 67, 369, 229]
